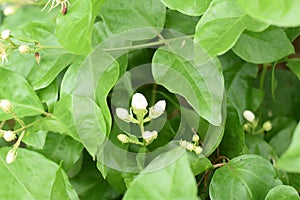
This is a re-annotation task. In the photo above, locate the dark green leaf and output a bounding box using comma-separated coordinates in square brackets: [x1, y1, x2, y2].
[160, 0, 211, 16]
[209, 154, 282, 200]
[265, 185, 300, 200]
[187, 152, 213, 176]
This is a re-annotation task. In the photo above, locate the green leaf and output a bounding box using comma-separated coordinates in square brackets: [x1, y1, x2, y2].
[123, 149, 198, 200]
[37, 132, 83, 172]
[220, 51, 264, 120]
[265, 185, 300, 200]
[0, 68, 44, 120]
[51, 165, 79, 200]
[232, 27, 294, 64]
[0, 147, 77, 199]
[195, 0, 268, 57]
[36, 80, 58, 113]
[56, 0, 104, 55]
[277, 122, 300, 173]
[209, 154, 282, 200]
[152, 39, 224, 126]
[187, 152, 213, 176]
[219, 102, 245, 158]
[160, 0, 211, 16]
[99, 0, 166, 40]
[165, 10, 200, 35]
[287, 58, 300, 80]
[237, 0, 300, 27]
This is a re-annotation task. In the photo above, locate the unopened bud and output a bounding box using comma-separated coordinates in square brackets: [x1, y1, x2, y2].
[0, 99, 13, 113]
[117, 134, 129, 143]
[192, 134, 199, 142]
[243, 110, 255, 123]
[116, 108, 131, 122]
[6, 149, 17, 164]
[3, 6, 16, 16]
[149, 100, 166, 119]
[263, 121, 272, 131]
[3, 131, 16, 142]
[131, 93, 148, 110]
[35, 52, 40, 64]
[18, 45, 30, 54]
[243, 123, 251, 132]
[194, 146, 203, 154]
[1, 30, 10, 40]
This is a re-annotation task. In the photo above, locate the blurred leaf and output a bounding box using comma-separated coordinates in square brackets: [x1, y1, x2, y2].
[56, 0, 104, 54]
[219, 102, 245, 158]
[287, 58, 300, 80]
[187, 152, 212, 176]
[99, 0, 166, 40]
[160, 0, 211, 16]
[220, 51, 264, 121]
[237, 0, 300, 27]
[277, 122, 300, 173]
[0, 68, 44, 121]
[233, 27, 294, 64]
[0, 147, 77, 199]
[195, 0, 268, 57]
[123, 149, 198, 200]
[264, 185, 300, 200]
[209, 154, 282, 200]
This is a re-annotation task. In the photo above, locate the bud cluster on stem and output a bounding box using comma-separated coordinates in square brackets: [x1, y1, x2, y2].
[242, 110, 272, 134]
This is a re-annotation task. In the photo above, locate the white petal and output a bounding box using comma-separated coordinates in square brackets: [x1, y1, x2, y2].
[131, 93, 148, 110]
[243, 110, 255, 123]
[116, 108, 131, 122]
[149, 100, 166, 119]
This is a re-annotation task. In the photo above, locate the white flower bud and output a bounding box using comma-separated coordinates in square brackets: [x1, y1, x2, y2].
[186, 142, 194, 151]
[142, 131, 158, 143]
[116, 108, 131, 122]
[194, 146, 203, 154]
[263, 121, 272, 131]
[18, 45, 30, 54]
[1, 30, 10, 40]
[179, 140, 188, 148]
[0, 99, 13, 113]
[149, 100, 166, 119]
[192, 134, 199, 142]
[3, 130, 15, 142]
[6, 149, 17, 164]
[131, 93, 148, 110]
[243, 110, 255, 123]
[117, 134, 129, 143]
[3, 6, 16, 16]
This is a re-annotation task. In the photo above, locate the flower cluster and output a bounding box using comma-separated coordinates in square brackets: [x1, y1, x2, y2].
[243, 110, 272, 134]
[179, 133, 203, 155]
[116, 93, 166, 146]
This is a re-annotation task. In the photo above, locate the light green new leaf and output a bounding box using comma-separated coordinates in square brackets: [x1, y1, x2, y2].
[51, 166, 79, 200]
[195, 0, 268, 57]
[99, 0, 166, 40]
[160, 0, 211, 16]
[277, 122, 300, 173]
[56, 0, 104, 55]
[0, 68, 44, 121]
[123, 149, 198, 200]
[287, 58, 300, 80]
[233, 27, 294, 64]
[238, 0, 300, 27]
[209, 154, 282, 200]
[0, 147, 77, 199]
[265, 185, 300, 200]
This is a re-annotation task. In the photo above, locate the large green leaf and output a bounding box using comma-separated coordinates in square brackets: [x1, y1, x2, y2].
[195, 0, 268, 57]
[160, 0, 211, 16]
[209, 154, 282, 200]
[99, 0, 166, 40]
[56, 0, 104, 55]
[220, 52, 264, 121]
[152, 40, 224, 126]
[233, 27, 294, 64]
[265, 185, 300, 200]
[237, 0, 300, 27]
[277, 122, 300, 173]
[123, 149, 198, 200]
[287, 58, 300, 80]
[0, 147, 77, 199]
[0, 68, 44, 120]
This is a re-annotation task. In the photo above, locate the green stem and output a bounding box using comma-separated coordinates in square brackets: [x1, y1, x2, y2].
[259, 64, 268, 91]
[0, 121, 6, 129]
[101, 35, 193, 52]
[13, 130, 25, 149]
[13, 117, 48, 134]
